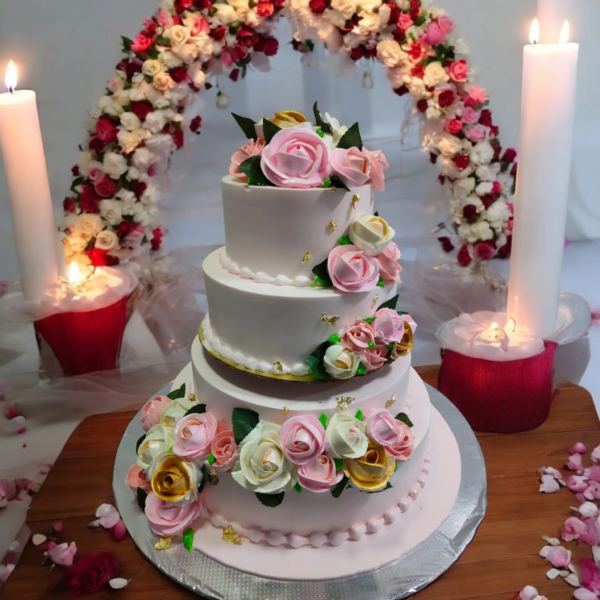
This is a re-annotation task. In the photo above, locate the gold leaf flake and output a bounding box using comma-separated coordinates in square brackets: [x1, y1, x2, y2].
[155, 536, 174, 550]
[273, 361, 284, 374]
[302, 251, 312, 264]
[283, 406, 290, 416]
[371, 295, 379, 309]
[208, 471, 219, 486]
[351, 194, 360, 209]
[188, 393, 196, 403]
[385, 394, 396, 409]
[336, 396, 355, 411]
[327, 220, 338, 233]
[320, 313, 340, 327]
[222, 525, 244, 545]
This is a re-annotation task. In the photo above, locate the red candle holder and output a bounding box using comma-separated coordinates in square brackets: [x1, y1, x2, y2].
[438, 341, 558, 433]
[34, 294, 131, 376]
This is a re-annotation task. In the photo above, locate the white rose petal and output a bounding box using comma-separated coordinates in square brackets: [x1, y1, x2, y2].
[108, 579, 130, 590]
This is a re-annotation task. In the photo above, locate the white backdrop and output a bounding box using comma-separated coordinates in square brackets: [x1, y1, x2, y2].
[1, 0, 600, 286]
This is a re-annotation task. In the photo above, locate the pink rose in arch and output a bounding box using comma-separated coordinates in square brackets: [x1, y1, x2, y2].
[229, 138, 265, 179]
[465, 85, 488, 108]
[468, 124, 487, 142]
[362, 147, 389, 192]
[473, 241, 495, 261]
[330, 147, 371, 188]
[462, 106, 480, 125]
[341, 320, 376, 354]
[279, 416, 325, 465]
[297, 454, 343, 492]
[448, 59, 469, 83]
[211, 430, 238, 472]
[363, 343, 388, 372]
[374, 308, 405, 344]
[376, 241, 402, 285]
[385, 422, 414, 461]
[365, 409, 400, 447]
[261, 127, 330, 189]
[131, 34, 155, 54]
[438, 15, 456, 34]
[145, 491, 203, 537]
[140, 395, 171, 432]
[173, 412, 218, 463]
[327, 245, 381, 293]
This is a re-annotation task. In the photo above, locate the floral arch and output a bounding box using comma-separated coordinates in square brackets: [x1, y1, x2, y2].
[60, 0, 516, 270]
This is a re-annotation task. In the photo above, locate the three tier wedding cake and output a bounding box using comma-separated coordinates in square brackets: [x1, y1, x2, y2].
[128, 106, 455, 576]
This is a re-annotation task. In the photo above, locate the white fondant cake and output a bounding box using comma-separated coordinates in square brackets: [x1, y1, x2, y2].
[132, 109, 460, 577]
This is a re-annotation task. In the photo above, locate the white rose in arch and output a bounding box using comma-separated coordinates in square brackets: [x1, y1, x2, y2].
[142, 59, 163, 78]
[325, 413, 368, 459]
[423, 61, 449, 87]
[167, 25, 190, 46]
[323, 345, 360, 380]
[213, 4, 237, 24]
[231, 422, 298, 494]
[103, 152, 128, 179]
[377, 39, 404, 69]
[77, 214, 103, 237]
[95, 230, 119, 252]
[349, 214, 395, 256]
[330, 0, 357, 20]
[99, 200, 123, 227]
[153, 72, 176, 93]
[120, 112, 142, 132]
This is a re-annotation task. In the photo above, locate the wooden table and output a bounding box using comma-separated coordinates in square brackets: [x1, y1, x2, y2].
[2, 367, 598, 600]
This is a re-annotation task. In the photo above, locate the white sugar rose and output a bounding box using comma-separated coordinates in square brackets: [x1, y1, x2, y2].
[120, 112, 142, 132]
[322, 112, 348, 146]
[331, 0, 357, 19]
[78, 214, 103, 236]
[95, 230, 119, 251]
[137, 424, 174, 470]
[476, 181, 494, 196]
[325, 413, 368, 459]
[142, 59, 163, 78]
[128, 83, 147, 103]
[153, 72, 176, 93]
[438, 134, 462, 157]
[323, 345, 360, 380]
[377, 39, 404, 68]
[213, 4, 237, 24]
[231, 422, 298, 494]
[486, 201, 511, 230]
[457, 221, 494, 244]
[99, 199, 123, 226]
[349, 214, 395, 256]
[359, 0, 382, 12]
[167, 25, 190, 46]
[145, 111, 168, 134]
[78, 151, 93, 177]
[159, 395, 196, 431]
[471, 141, 494, 166]
[423, 61, 449, 87]
[194, 34, 214, 59]
[103, 152, 128, 179]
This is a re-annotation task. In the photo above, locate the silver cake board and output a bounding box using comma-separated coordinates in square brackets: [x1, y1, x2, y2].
[113, 378, 487, 599]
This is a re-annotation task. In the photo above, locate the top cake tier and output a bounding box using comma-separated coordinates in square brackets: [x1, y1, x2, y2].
[221, 176, 373, 287]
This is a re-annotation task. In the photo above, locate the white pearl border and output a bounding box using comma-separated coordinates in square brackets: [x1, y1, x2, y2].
[220, 248, 314, 288]
[200, 448, 431, 549]
[202, 315, 310, 377]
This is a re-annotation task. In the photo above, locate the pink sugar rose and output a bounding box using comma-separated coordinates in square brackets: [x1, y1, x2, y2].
[173, 413, 217, 463]
[562, 516, 587, 542]
[140, 395, 171, 432]
[365, 409, 401, 447]
[229, 138, 265, 180]
[330, 147, 371, 189]
[362, 147, 389, 192]
[327, 245, 381, 293]
[261, 127, 330, 189]
[448, 59, 469, 82]
[462, 106, 480, 124]
[376, 241, 402, 285]
[342, 320, 376, 354]
[363, 343, 388, 372]
[279, 416, 326, 465]
[48, 542, 77, 567]
[211, 430, 238, 472]
[297, 454, 343, 493]
[126, 464, 151, 493]
[144, 491, 202, 537]
[385, 422, 414, 461]
[374, 308, 405, 344]
[465, 85, 488, 108]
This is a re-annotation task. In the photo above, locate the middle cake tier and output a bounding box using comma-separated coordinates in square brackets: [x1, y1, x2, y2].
[203, 247, 398, 378]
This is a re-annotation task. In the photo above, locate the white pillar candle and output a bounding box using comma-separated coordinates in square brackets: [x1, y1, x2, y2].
[0, 61, 58, 302]
[538, 0, 568, 43]
[507, 21, 579, 339]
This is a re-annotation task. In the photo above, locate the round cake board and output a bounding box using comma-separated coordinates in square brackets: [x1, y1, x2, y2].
[113, 371, 486, 599]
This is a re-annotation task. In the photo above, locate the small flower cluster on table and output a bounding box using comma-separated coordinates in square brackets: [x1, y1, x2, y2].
[130, 383, 415, 549]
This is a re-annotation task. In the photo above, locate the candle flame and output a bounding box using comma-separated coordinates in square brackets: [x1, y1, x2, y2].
[529, 18, 540, 45]
[490, 322, 498, 330]
[506, 317, 517, 332]
[5, 60, 17, 93]
[68, 261, 83, 286]
[558, 20, 570, 44]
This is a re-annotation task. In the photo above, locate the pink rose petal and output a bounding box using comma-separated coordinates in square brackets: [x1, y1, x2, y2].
[541, 545, 571, 568]
[566, 475, 590, 492]
[566, 453, 585, 474]
[574, 588, 598, 600]
[539, 475, 560, 493]
[95, 503, 120, 529]
[562, 516, 588, 542]
[111, 519, 128, 542]
[39, 463, 53, 475]
[47, 541, 77, 566]
[53, 520, 64, 533]
[591, 445, 600, 464]
[569, 442, 588, 454]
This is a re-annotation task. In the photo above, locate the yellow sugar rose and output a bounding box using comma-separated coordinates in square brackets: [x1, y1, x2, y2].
[267, 110, 307, 129]
[148, 453, 199, 504]
[344, 442, 395, 492]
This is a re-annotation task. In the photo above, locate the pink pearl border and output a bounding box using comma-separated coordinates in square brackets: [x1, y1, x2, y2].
[200, 447, 431, 549]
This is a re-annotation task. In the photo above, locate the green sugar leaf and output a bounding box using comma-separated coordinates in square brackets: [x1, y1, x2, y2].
[334, 458, 345, 472]
[312, 259, 332, 287]
[239, 155, 273, 187]
[183, 528, 194, 554]
[367, 341, 377, 349]
[354, 410, 363, 421]
[331, 475, 350, 499]
[262, 119, 282, 145]
[336, 122, 363, 151]
[396, 412, 414, 428]
[337, 236, 352, 246]
[207, 454, 216, 466]
[364, 317, 376, 324]
[255, 492, 285, 507]
[328, 333, 341, 344]
[294, 483, 302, 494]
[184, 404, 206, 417]
[377, 294, 399, 312]
[232, 407, 260, 444]
[330, 175, 350, 192]
[376, 279, 385, 288]
[231, 113, 257, 140]
[167, 383, 186, 400]
[319, 413, 329, 429]
[357, 363, 367, 375]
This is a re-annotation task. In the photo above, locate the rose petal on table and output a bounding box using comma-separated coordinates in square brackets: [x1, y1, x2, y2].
[0, 564, 14, 583]
[569, 442, 588, 454]
[3, 404, 23, 420]
[541, 545, 571, 568]
[32, 534, 47, 546]
[53, 520, 64, 533]
[515, 586, 540, 600]
[539, 475, 560, 493]
[108, 577, 130, 589]
[566, 453, 584, 473]
[3, 415, 26, 434]
[95, 503, 120, 529]
[574, 502, 600, 519]
[592, 546, 600, 566]
[574, 588, 598, 600]
[566, 475, 590, 493]
[47, 540, 56, 550]
[564, 572, 581, 587]
[87, 519, 101, 528]
[541, 535, 561, 546]
[0, 479, 16, 501]
[39, 463, 53, 475]
[546, 568, 561, 580]
[591, 445, 600, 464]
[48, 541, 77, 567]
[540, 466, 565, 485]
[111, 519, 127, 542]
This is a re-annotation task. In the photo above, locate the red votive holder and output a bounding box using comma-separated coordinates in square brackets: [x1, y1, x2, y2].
[34, 295, 130, 376]
[438, 341, 558, 433]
